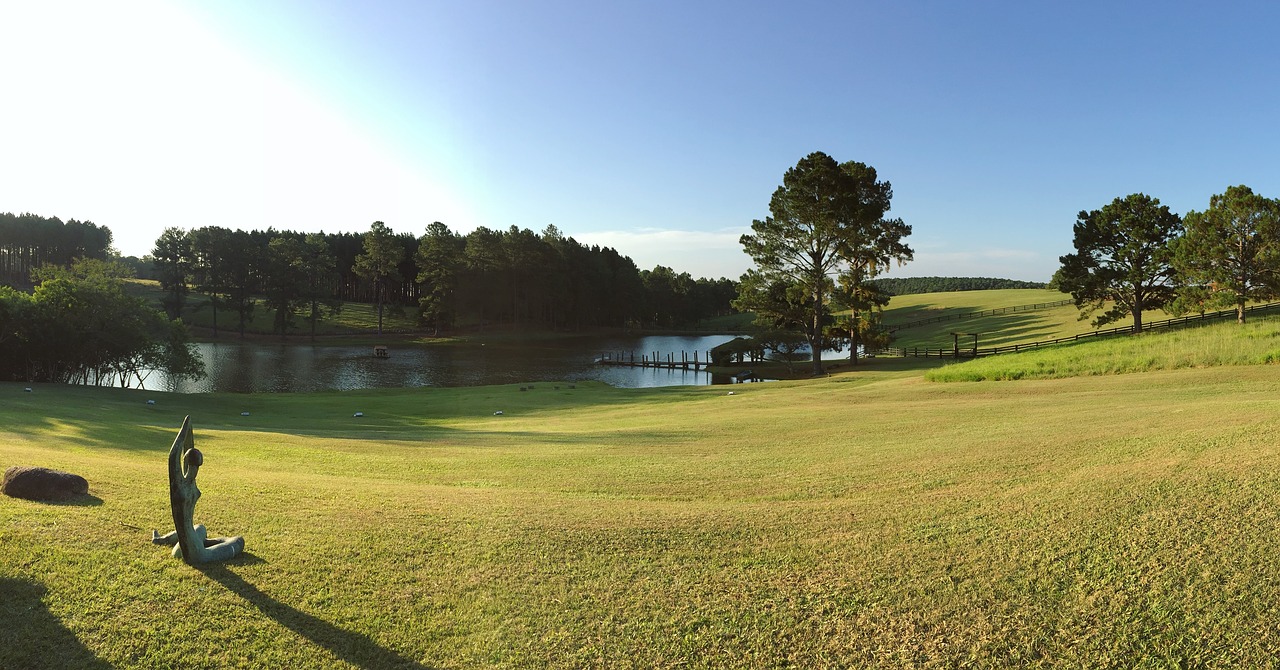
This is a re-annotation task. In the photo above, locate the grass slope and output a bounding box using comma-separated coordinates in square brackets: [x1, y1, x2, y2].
[882, 288, 1177, 350]
[6, 332, 1280, 666]
[927, 312, 1280, 381]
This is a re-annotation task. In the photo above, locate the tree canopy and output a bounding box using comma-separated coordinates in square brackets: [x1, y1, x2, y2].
[1057, 193, 1182, 332]
[1, 259, 203, 387]
[1174, 185, 1280, 323]
[736, 151, 912, 375]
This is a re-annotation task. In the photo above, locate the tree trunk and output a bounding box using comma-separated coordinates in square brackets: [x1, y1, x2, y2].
[1238, 300, 1246, 324]
[808, 329, 824, 376]
[376, 281, 384, 335]
[1132, 308, 1143, 333]
[849, 322, 860, 366]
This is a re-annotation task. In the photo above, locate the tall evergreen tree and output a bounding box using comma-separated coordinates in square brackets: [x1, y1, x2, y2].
[298, 233, 341, 340]
[263, 236, 308, 337]
[1174, 185, 1280, 324]
[151, 227, 193, 320]
[737, 151, 912, 375]
[414, 222, 462, 336]
[353, 221, 404, 335]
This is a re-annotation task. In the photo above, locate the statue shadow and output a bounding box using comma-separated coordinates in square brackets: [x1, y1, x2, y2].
[0, 578, 112, 669]
[197, 561, 435, 670]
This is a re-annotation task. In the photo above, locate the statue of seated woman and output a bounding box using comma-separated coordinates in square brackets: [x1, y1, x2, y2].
[151, 416, 244, 564]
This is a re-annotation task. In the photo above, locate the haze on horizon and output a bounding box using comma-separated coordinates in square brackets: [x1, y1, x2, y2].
[3, 1, 1278, 283]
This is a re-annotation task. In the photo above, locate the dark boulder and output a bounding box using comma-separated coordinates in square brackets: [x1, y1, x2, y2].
[2, 466, 89, 502]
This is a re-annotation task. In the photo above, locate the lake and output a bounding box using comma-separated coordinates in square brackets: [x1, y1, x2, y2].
[144, 334, 742, 393]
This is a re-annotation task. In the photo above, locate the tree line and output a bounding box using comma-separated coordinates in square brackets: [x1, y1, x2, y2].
[0, 213, 113, 287]
[149, 222, 739, 337]
[1055, 187, 1280, 330]
[871, 276, 1046, 296]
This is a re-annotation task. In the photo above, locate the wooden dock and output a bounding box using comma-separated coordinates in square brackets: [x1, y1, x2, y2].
[596, 350, 710, 370]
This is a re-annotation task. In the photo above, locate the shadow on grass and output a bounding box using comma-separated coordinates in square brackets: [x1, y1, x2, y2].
[0, 578, 112, 669]
[47, 493, 104, 507]
[892, 313, 1045, 349]
[198, 561, 435, 670]
[0, 380, 724, 450]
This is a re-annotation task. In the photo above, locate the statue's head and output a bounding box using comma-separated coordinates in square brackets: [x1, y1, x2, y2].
[183, 447, 204, 478]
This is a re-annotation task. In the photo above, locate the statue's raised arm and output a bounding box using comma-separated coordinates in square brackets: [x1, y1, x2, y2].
[151, 416, 245, 564]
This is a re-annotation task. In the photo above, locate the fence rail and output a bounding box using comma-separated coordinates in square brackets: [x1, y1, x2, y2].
[873, 301, 1280, 359]
[886, 299, 1075, 333]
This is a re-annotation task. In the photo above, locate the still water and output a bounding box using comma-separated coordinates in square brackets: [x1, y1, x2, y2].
[148, 334, 739, 393]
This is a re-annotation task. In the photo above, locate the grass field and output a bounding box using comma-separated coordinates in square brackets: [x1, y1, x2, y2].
[927, 312, 1280, 381]
[881, 288, 1179, 350]
[7, 309, 1280, 666]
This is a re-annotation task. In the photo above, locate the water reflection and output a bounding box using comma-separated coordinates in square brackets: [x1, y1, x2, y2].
[150, 335, 739, 393]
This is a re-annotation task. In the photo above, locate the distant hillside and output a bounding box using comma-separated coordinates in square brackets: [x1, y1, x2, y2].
[872, 276, 1047, 296]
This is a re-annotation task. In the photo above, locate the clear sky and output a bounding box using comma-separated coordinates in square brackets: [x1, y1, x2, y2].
[4, 1, 1279, 282]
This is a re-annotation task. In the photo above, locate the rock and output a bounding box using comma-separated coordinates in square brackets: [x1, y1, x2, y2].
[353, 412, 364, 417]
[3, 466, 89, 501]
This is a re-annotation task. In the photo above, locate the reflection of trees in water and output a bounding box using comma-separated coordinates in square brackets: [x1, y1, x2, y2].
[144, 335, 736, 393]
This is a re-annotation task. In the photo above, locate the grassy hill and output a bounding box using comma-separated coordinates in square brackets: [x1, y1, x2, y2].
[8, 303, 1280, 666]
[882, 288, 1179, 350]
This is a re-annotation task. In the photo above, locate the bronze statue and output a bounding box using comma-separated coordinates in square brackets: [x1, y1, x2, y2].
[151, 416, 244, 564]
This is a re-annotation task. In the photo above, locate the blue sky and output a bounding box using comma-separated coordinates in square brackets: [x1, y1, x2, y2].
[3, 1, 1278, 281]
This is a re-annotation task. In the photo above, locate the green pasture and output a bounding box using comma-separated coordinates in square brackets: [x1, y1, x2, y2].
[7, 312, 1280, 666]
[882, 288, 1069, 324]
[882, 288, 1178, 350]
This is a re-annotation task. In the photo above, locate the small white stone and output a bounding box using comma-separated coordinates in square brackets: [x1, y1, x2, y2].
[493, 410, 504, 416]
[146, 399, 156, 405]
[240, 411, 250, 416]
[727, 391, 735, 396]
[353, 412, 364, 417]
[24, 387, 32, 392]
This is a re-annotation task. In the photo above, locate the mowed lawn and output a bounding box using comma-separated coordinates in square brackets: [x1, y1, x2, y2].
[5, 359, 1280, 667]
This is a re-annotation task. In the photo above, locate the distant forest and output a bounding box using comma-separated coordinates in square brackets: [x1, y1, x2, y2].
[871, 276, 1047, 295]
[2, 214, 737, 334]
